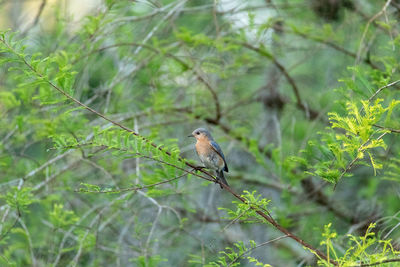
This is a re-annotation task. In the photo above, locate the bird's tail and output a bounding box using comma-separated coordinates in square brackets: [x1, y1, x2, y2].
[217, 170, 229, 188]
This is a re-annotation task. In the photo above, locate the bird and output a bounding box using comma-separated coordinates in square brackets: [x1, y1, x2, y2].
[188, 128, 229, 188]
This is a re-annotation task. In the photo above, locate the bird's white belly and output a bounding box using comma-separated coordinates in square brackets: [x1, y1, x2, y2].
[199, 153, 218, 170]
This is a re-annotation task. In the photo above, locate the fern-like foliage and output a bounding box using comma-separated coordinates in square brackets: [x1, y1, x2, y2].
[291, 98, 400, 184]
[314, 223, 400, 266]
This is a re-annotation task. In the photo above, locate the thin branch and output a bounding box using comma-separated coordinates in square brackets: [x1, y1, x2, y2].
[228, 235, 289, 266]
[69, 203, 112, 267]
[132, 0, 187, 56]
[212, 0, 220, 37]
[221, 208, 251, 232]
[290, 30, 379, 70]
[335, 132, 388, 189]
[142, 191, 162, 261]
[373, 124, 400, 133]
[354, 3, 399, 38]
[31, 0, 47, 28]
[22, 151, 73, 182]
[368, 79, 400, 102]
[22, 0, 47, 35]
[355, 0, 393, 67]
[111, 2, 176, 24]
[1, 125, 18, 144]
[116, 214, 135, 267]
[301, 179, 352, 223]
[0, 209, 20, 242]
[192, 64, 222, 121]
[33, 160, 79, 192]
[76, 172, 187, 193]
[134, 113, 140, 186]
[73, 41, 179, 64]
[239, 42, 320, 120]
[55, 192, 131, 266]
[18, 217, 36, 267]
[383, 221, 400, 239]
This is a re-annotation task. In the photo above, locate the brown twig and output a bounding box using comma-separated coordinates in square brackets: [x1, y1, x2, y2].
[32, 0, 47, 28]
[212, 0, 220, 37]
[289, 30, 379, 70]
[368, 79, 400, 102]
[301, 179, 352, 223]
[22, 0, 47, 35]
[373, 124, 400, 133]
[179, 45, 222, 121]
[218, 182, 335, 264]
[239, 42, 320, 120]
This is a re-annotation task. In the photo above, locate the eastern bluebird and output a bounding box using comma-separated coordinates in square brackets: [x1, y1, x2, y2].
[188, 128, 229, 188]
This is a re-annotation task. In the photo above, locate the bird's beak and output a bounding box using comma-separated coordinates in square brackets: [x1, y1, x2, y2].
[188, 134, 194, 137]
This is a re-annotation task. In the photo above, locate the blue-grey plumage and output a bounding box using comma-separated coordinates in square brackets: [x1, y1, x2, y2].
[189, 128, 229, 188]
[210, 141, 229, 172]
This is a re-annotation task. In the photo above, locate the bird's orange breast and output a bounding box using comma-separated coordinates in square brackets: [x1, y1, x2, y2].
[195, 139, 211, 156]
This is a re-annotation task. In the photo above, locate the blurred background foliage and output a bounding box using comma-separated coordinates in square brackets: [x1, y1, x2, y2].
[1, 0, 400, 266]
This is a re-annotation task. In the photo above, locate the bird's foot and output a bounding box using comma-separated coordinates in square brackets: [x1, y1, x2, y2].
[214, 178, 223, 189]
[192, 166, 206, 172]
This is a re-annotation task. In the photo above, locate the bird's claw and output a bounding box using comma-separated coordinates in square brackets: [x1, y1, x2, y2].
[193, 166, 206, 171]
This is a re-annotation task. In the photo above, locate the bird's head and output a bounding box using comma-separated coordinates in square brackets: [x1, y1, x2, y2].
[188, 128, 213, 141]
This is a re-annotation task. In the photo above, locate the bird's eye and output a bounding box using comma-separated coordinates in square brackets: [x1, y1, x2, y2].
[196, 132, 200, 135]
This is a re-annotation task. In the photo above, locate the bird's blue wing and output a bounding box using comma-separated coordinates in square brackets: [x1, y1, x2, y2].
[210, 141, 229, 172]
